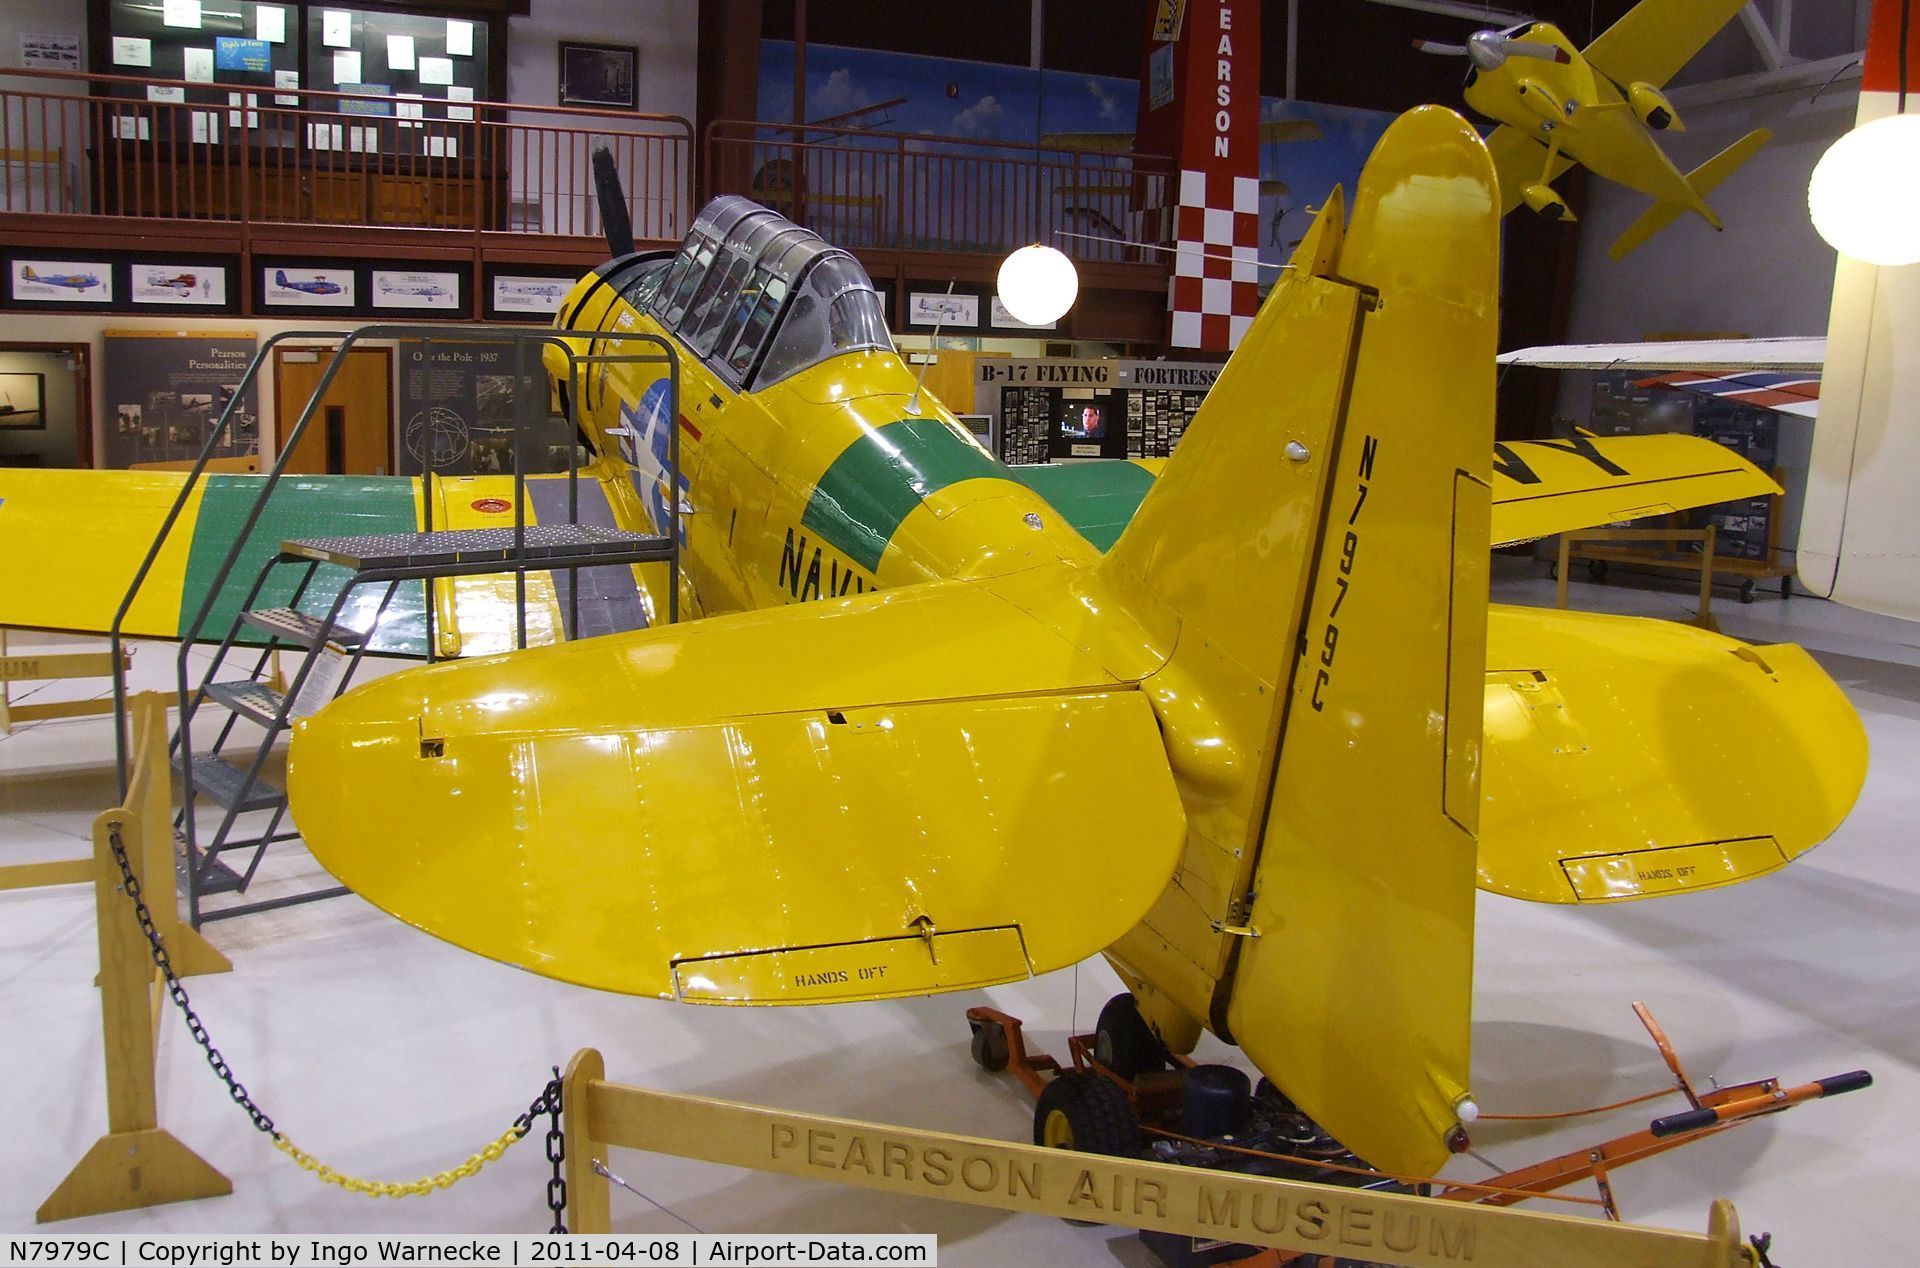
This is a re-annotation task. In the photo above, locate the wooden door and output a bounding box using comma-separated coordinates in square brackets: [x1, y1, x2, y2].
[275, 347, 394, 475]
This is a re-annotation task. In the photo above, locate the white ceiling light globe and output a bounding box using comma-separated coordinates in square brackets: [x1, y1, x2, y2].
[997, 244, 1080, 325]
[1808, 114, 1920, 267]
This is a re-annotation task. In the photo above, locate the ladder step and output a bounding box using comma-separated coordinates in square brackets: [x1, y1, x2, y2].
[179, 846, 247, 895]
[171, 751, 286, 813]
[241, 607, 366, 649]
[205, 680, 292, 730]
[281, 525, 675, 571]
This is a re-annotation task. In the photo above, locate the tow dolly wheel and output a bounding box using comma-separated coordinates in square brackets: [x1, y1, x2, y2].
[1035, 1071, 1141, 1157]
[968, 1019, 1010, 1072]
[1588, 558, 1609, 581]
[1094, 992, 1168, 1079]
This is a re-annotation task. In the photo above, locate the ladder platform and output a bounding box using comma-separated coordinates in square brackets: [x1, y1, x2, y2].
[281, 525, 675, 571]
[171, 751, 286, 813]
[204, 680, 290, 731]
[241, 607, 366, 649]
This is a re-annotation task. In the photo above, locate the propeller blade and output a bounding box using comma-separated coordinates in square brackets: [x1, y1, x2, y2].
[1413, 39, 1470, 55]
[591, 147, 636, 259]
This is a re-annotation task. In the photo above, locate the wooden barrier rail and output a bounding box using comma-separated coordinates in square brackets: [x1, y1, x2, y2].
[558, 1049, 1754, 1268]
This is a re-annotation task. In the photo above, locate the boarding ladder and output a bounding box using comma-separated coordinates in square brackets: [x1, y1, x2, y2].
[109, 325, 683, 926]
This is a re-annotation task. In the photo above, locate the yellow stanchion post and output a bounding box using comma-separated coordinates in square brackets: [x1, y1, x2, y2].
[37, 694, 232, 1222]
[563, 1049, 612, 1234]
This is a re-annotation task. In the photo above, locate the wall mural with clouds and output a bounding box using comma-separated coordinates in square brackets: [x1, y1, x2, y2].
[755, 39, 1394, 282]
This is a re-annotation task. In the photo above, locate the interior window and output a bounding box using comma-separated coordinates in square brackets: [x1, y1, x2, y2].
[658, 238, 718, 329]
[617, 259, 671, 309]
[754, 271, 891, 386]
[717, 272, 785, 376]
[686, 249, 756, 357]
[756, 291, 830, 386]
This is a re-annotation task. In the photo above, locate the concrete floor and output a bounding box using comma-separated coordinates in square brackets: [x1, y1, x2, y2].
[3, 563, 1916, 1261]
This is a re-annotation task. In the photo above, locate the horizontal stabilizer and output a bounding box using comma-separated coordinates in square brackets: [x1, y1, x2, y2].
[290, 578, 1186, 1000]
[1609, 128, 1771, 260]
[1480, 605, 1866, 902]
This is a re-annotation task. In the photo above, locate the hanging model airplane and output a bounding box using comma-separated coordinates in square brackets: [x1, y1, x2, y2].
[209, 112, 1859, 1180]
[273, 270, 344, 296]
[1417, 0, 1769, 258]
[19, 265, 102, 291]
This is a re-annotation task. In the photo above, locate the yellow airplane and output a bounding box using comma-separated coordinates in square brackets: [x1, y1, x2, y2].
[259, 109, 1866, 1179]
[0, 112, 1864, 1178]
[1417, 0, 1771, 258]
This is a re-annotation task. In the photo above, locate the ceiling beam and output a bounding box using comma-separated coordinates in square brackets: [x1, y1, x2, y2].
[1739, 1, 1792, 69]
[1360, 0, 1535, 29]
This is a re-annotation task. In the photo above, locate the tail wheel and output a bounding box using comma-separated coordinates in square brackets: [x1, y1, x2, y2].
[1093, 992, 1168, 1079]
[1034, 1072, 1141, 1157]
[968, 1020, 1010, 1072]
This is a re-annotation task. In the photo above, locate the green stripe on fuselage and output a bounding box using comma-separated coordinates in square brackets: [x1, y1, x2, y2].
[178, 475, 425, 652]
[801, 418, 1008, 572]
[1007, 461, 1156, 553]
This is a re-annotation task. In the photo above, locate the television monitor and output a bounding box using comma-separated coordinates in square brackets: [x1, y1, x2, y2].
[1059, 401, 1106, 441]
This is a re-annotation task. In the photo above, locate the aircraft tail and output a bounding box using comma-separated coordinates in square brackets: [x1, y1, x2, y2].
[1100, 106, 1499, 1176]
[1609, 128, 1771, 260]
[274, 270, 289, 286]
[20, 266, 35, 281]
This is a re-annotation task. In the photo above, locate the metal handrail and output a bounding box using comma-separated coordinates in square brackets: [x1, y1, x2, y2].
[703, 116, 1176, 262]
[150, 325, 682, 924]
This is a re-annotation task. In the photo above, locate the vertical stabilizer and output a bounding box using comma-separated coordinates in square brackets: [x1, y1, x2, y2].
[1233, 106, 1497, 1177]
[1102, 106, 1499, 1177]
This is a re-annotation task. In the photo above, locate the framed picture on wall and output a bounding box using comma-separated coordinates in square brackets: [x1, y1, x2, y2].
[558, 41, 637, 110]
[0, 372, 45, 429]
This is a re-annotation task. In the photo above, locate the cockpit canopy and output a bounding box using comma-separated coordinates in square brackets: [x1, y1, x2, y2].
[616, 195, 893, 392]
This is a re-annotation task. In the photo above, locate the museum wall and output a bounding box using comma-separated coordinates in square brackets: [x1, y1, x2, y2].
[0, 346, 82, 468]
[507, 0, 698, 121]
[1, 313, 403, 464]
[1553, 79, 1860, 559]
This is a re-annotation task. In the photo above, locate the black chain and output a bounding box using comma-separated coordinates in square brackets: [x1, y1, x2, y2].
[107, 825, 571, 1229]
[542, 1070, 569, 1234]
[109, 826, 278, 1135]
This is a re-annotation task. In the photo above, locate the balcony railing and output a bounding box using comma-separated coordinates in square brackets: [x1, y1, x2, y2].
[0, 68, 692, 243]
[705, 120, 1175, 265]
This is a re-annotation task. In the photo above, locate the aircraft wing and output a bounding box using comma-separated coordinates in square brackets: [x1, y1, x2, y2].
[1633, 370, 1820, 419]
[1498, 336, 1826, 372]
[1484, 125, 1573, 215]
[1489, 433, 1781, 545]
[0, 467, 662, 657]
[1480, 604, 1866, 902]
[287, 577, 1187, 1001]
[1012, 436, 1778, 551]
[1583, 0, 1751, 90]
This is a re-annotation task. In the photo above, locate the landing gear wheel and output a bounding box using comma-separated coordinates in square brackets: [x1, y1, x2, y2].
[968, 1020, 1010, 1072]
[1548, 561, 1559, 581]
[1094, 993, 1167, 1079]
[1740, 579, 1757, 604]
[1034, 1071, 1140, 1157]
[1254, 1075, 1297, 1113]
[1588, 558, 1610, 581]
